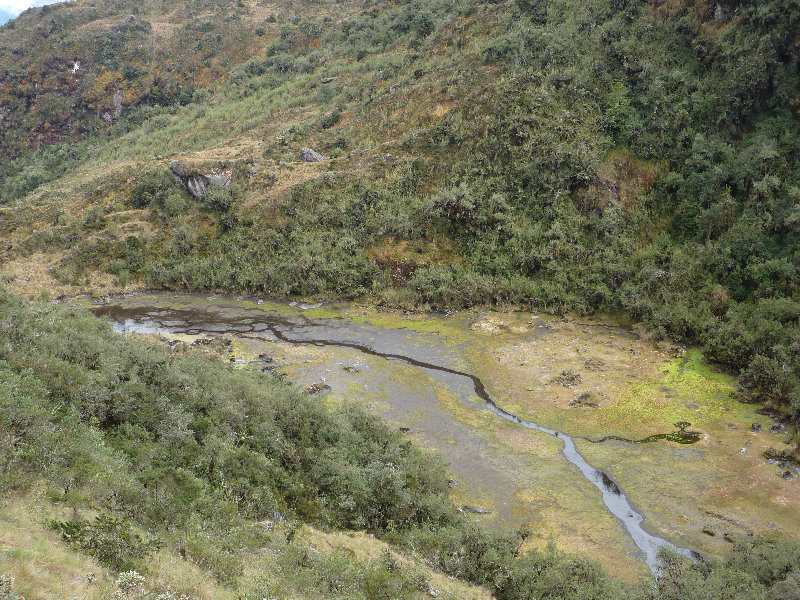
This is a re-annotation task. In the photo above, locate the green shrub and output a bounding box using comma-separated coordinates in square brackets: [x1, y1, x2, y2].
[164, 192, 189, 217]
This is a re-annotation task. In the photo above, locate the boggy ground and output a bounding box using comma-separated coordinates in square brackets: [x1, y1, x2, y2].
[464, 312, 800, 568]
[91, 294, 799, 581]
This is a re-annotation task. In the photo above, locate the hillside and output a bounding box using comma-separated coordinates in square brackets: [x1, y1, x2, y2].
[3, 0, 798, 447]
[1, 0, 800, 597]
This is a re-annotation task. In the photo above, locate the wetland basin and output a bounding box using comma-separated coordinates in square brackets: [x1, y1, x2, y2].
[88, 293, 800, 580]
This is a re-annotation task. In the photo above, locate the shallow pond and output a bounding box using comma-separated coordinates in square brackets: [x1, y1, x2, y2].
[88, 293, 799, 580]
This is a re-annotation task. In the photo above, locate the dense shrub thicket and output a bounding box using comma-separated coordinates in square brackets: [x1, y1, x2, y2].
[1, 289, 800, 599]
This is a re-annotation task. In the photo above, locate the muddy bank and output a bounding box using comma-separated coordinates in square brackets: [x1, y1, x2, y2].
[86, 293, 798, 579]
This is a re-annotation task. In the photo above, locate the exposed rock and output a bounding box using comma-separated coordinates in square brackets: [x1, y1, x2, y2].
[113, 89, 123, 118]
[460, 505, 492, 515]
[569, 392, 599, 408]
[552, 369, 581, 387]
[169, 160, 231, 200]
[298, 148, 326, 162]
[305, 382, 331, 395]
[770, 423, 784, 434]
[170, 160, 186, 178]
[781, 470, 794, 480]
[751, 422, 762, 433]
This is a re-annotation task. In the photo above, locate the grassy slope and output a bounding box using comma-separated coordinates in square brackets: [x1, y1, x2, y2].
[0, 491, 492, 600]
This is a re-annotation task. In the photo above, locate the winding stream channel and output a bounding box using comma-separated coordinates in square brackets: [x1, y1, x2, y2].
[90, 294, 697, 574]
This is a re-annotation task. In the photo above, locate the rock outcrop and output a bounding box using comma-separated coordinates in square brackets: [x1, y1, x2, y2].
[298, 148, 326, 162]
[169, 160, 231, 200]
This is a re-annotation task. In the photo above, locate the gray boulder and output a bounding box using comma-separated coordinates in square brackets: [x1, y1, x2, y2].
[298, 148, 326, 162]
[169, 160, 231, 200]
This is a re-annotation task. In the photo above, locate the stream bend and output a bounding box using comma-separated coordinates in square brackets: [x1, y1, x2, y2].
[90, 300, 698, 574]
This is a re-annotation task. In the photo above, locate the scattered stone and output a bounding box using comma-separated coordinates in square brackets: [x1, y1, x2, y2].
[258, 354, 274, 363]
[259, 520, 274, 532]
[552, 369, 581, 387]
[460, 505, 492, 515]
[770, 423, 784, 434]
[321, 77, 336, 84]
[447, 478, 458, 488]
[343, 365, 360, 373]
[398, 427, 412, 434]
[781, 470, 794, 480]
[298, 148, 326, 162]
[727, 423, 738, 430]
[425, 584, 440, 598]
[751, 422, 762, 433]
[305, 382, 331, 395]
[702, 525, 716, 536]
[569, 392, 599, 408]
[739, 448, 747, 455]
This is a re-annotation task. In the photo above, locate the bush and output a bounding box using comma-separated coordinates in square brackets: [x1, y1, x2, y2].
[204, 181, 234, 211]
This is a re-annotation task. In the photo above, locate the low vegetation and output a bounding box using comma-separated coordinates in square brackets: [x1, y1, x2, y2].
[1, 0, 800, 596]
[2, 289, 800, 598]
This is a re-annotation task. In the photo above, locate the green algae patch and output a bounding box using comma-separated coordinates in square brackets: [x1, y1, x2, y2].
[594, 349, 744, 439]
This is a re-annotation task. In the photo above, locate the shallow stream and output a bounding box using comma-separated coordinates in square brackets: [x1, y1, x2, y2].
[88, 293, 704, 574]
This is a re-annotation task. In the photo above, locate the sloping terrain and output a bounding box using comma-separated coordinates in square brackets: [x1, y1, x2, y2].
[1, 0, 800, 597]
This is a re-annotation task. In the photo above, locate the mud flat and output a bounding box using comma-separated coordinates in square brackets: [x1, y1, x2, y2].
[88, 293, 799, 580]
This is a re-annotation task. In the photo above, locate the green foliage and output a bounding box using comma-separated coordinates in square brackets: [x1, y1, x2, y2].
[52, 515, 161, 572]
[130, 171, 181, 209]
[0, 289, 456, 579]
[203, 181, 234, 212]
[2, 290, 800, 597]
